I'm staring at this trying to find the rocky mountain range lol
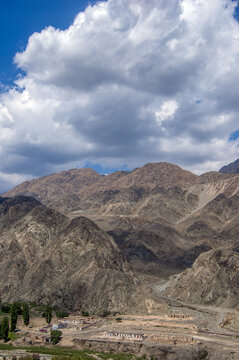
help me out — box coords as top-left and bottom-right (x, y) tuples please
(0, 195), (162, 313)
(2, 160), (239, 310)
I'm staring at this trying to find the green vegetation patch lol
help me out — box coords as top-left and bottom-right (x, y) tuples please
(8, 331), (22, 341)
(0, 343), (142, 360)
(0, 342), (14, 350)
(24, 346), (137, 360)
(96, 352), (135, 360)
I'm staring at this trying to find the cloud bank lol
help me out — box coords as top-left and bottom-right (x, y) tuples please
(1, 0), (239, 191)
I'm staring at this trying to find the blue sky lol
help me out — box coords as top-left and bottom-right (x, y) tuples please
(0, 0), (98, 85)
(0, 0), (239, 192)
(2, 0), (237, 84)
(233, 0), (239, 19)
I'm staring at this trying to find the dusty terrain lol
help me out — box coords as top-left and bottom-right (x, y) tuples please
(10, 303), (239, 360)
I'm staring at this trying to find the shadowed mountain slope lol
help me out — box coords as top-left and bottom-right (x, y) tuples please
(219, 158), (239, 174)
(3, 162), (239, 294)
(0, 195), (163, 313)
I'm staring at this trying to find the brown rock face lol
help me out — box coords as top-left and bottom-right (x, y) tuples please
(164, 249), (239, 308)
(0, 195), (160, 312)
(3, 161), (239, 308)
(4, 163), (198, 216)
(4, 168), (103, 214)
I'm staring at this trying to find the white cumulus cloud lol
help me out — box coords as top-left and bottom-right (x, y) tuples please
(0, 0), (239, 192)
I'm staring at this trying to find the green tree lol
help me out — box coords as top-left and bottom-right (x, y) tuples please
(15, 302), (23, 315)
(45, 304), (52, 324)
(10, 302), (18, 332)
(23, 302), (30, 326)
(81, 310), (89, 317)
(1, 304), (10, 313)
(55, 310), (69, 318)
(1, 317), (9, 341)
(50, 330), (62, 344)
(100, 310), (111, 317)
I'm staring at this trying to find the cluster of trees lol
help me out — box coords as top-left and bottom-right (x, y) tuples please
(1, 299), (70, 322)
(41, 304), (52, 324)
(9, 302), (30, 331)
(42, 305), (68, 323)
(55, 310), (69, 318)
(0, 302), (30, 341)
(0, 301), (67, 345)
(0, 302), (61, 331)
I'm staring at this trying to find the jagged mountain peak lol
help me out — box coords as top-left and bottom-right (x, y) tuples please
(219, 158), (239, 174)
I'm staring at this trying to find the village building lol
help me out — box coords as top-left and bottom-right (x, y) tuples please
(52, 319), (96, 331)
(168, 314), (190, 319)
(105, 331), (145, 341)
(52, 322), (68, 330)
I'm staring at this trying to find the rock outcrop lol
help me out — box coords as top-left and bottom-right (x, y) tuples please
(0, 195), (162, 313)
(164, 249), (239, 308)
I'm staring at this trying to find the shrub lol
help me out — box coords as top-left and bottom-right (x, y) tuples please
(81, 310), (89, 317)
(1, 304), (10, 313)
(56, 310), (69, 318)
(100, 310), (111, 318)
(198, 349), (209, 360)
(51, 330), (62, 345)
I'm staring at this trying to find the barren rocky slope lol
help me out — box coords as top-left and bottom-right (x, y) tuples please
(0, 195), (162, 313)
(3, 162), (239, 304)
(4, 168), (103, 214)
(164, 249), (239, 308)
(4, 163), (198, 216)
(219, 158), (239, 174)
